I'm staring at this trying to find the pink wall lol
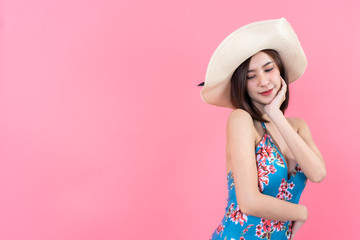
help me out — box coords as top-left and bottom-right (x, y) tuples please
(1, 0), (359, 239)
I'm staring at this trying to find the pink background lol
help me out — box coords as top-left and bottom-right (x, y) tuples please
(0, 0), (359, 239)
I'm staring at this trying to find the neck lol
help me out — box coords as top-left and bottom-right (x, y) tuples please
(253, 103), (272, 122)
(261, 113), (271, 122)
(251, 100), (274, 122)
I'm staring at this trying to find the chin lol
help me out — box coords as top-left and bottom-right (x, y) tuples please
(263, 100), (273, 105)
(261, 97), (275, 106)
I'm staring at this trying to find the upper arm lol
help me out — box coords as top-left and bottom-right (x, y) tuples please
(295, 117), (324, 161)
(226, 109), (260, 211)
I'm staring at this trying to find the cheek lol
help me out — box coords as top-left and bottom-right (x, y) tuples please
(270, 69), (280, 78)
(246, 81), (258, 94)
(246, 81), (255, 90)
(270, 71), (281, 85)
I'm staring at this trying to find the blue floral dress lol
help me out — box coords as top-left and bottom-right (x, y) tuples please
(210, 122), (307, 240)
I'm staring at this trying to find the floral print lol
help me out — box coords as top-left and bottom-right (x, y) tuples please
(272, 220), (286, 232)
(256, 149), (277, 192)
(229, 205), (248, 226)
(254, 219), (288, 239)
(255, 218), (273, 239)
(243, 224), (254, 234)
(210, 122), (307, 240)
(216, 222), (225, 237)
(291, 164), (302, 177)
(285, 221), (293, 240)
(276, 179), (295, 200)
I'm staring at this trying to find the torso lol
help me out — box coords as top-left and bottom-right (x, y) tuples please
(226, 117), (299, 176)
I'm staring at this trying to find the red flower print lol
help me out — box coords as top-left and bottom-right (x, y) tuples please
(263, 144), (274, 157)
(242, 224), (254, 234)
(215, 222), (225, 236)
(262, 220), (272, 232)
(225, 203), (235, 220)
(256, 152), (266, 166)
(240, 237), (245, 240)
(257, 166), (269, 191)
(229, 205), (248, 226)
(291, 164), (303, 177)
(275, 152), (285, 167)
(286, 221), (293, 240)
(272, 220), (286, 231)
(262, 232), (271, 239)
(256, 218), (276, 239)
(255, 137), (279, 192)
(257, 139), (275, 162)
(276, 179), (295, 201)
(268, 165), (276, 174)
(257, 159), (277, 192)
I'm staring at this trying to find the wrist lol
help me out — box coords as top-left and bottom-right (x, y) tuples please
(265, 108), (282, 120)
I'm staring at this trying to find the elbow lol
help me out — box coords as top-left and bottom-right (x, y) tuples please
(309, 169), (326, 183)
(236, 193), (259, 215)
(238, 203), (252, 216)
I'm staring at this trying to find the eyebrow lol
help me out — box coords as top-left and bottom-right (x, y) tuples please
(247, 61), (273, 73)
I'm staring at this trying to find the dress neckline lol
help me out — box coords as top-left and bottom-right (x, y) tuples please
(260, 122), (298, 180)
(226, 123), (298, 181)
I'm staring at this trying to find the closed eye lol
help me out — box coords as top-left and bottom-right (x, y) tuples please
(247, 75), (255, 80)
(265, 68), (273, 72)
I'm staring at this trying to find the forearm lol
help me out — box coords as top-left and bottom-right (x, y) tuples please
(267, 109), (325, 182)
(243, 192), (307, 222)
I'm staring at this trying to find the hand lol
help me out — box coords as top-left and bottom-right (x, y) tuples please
(263, 77), (287, 115)
(289, 220), (306, 240)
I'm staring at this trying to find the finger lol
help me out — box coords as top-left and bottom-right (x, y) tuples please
(281, 78), (287, 93)
(280, 76), (286, 86)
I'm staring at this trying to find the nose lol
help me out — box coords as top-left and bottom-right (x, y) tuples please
(258, 72), (270, 86)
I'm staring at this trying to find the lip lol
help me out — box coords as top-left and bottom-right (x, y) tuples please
(260, 88), (273, 96)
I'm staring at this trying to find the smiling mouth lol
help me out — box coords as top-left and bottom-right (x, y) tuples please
(260, 89), (273, 95)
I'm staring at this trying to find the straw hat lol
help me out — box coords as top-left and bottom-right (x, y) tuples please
(198, 18), (307, 109)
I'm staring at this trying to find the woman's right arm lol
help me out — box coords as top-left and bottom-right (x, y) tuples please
(226, 109), (307, 222)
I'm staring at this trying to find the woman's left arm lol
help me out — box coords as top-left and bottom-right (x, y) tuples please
(265, 77), (326, 183)
(268, 110), (326, 183)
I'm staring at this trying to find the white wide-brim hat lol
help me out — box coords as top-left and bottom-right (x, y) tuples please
(199, 18), (307, 109)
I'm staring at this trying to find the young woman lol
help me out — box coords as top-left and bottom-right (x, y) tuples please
(198, 18), (326, 240)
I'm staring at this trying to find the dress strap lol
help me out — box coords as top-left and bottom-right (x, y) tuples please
(260, 122), (267, 132)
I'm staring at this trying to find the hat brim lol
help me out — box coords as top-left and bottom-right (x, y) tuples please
(200, 18), (307, 109)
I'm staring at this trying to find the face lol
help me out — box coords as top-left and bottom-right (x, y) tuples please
(246, 51), (282, 110)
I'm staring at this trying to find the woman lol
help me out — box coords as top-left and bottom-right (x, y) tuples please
(198, 18), (326, 240)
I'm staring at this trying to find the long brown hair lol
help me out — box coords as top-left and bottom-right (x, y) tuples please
(230, 49), (289, 123)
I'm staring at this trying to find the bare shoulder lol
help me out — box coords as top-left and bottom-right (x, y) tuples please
(286, 117), (310, 134)
(226, 109), (257, 173)
(227, 109), (253, 129)
(226, 109), (255, 140)
(228, 108), (252, 119)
